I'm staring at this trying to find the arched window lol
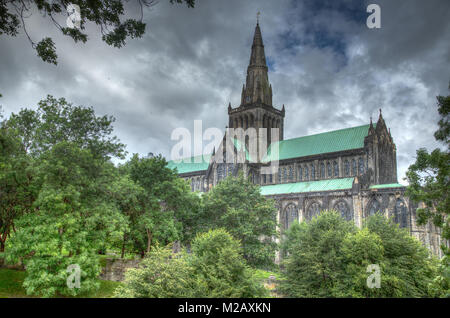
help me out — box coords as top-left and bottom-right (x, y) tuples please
(298, 166), (302, 181)
(333, 161), (339, 177)
(334, 201), (352, 221)
(327, 162), (332, 177)
(304, 165), (309, 181)
(289, 166), (294, 182)
(311, 164), (315, 180)
(394, 199), (408, 228)
(283, 167), (287, 183)
(344, 160), (350, 176)
(367, 199), (381, 217)
(278, 167), (281, 183)
(269, 173), (273, 183)
(358, 157), (365, 175)
(352, 159), (357, 175)
(217, 164), (224, 181)
(191, 179), (194, 191)
(306, 202), (321, 221)
(320, 163), (325, 178)
(284, 204), (298, 229)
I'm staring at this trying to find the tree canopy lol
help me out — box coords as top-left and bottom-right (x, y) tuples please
(0, 0), (195, 64)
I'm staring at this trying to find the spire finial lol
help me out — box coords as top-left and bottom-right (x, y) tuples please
(257, 11), (260, 25)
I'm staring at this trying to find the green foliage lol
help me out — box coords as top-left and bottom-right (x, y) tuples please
(201, 173), (278, 268)
(280, 211), (442, 297)
(115, 229), (267, 298)
(406, 91), (449, 254)
(117, 154), (201, 256)
(190, 229), (268, 297)
(114, 245), (196, 298)
(0, 0), (195, 64)
(0, 268), (120, 298)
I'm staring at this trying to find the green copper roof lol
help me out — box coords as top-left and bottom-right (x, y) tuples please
(262, 124), (374, 162)
(260, 177), (354, 196)
(370, 183), (405, 189)
(167, 154), (212, 174)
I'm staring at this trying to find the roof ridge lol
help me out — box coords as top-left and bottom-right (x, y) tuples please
(278, 123), (373, 144)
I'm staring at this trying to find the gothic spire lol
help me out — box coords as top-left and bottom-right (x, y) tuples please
(241, 22), (272, 106)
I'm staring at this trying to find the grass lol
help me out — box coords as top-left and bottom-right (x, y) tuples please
(252, 268), (281, 281)
(0, 268), (121, 298)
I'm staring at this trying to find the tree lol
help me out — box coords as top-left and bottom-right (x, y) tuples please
(280, 211), (442, 298)
(201, 173), (278, 268)
(405, 90), (449, 255)
(3, 96), (128, 296)
(118, 154), (201, 257)
(190, 229), (267, 298)
(115, 229), (267, 298)
(5, 142), (127, 297)
(0, 0), (195, 64)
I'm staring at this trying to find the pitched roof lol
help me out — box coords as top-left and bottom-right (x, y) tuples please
(167, 154), (212, 174)
(262, 124), (374, 162)
(370, 183), (405, 189)
(260, 178), (355, 196)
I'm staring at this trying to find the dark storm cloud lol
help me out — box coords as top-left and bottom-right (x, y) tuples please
(0, 0), (449, 183)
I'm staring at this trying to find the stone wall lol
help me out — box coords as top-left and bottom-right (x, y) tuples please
(100, 258), (140, 282)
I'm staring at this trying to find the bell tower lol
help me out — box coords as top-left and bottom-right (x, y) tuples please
(228, 21), (285, 153)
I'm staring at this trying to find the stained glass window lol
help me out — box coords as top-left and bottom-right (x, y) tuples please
(327, 162), (332, 177)
(311, 164), (315, 179)
(289, 166), (294, 181)
(352, 159), (357, 175)
(305, 166), (309, 180)
(320, 162), (325, 178)
(334, 201), (352, 221)
(306, 202), (321, 221)
(344, 160), (350, 176)
(298, 166), (302, 181)
(394, 199), (408, 228)
(283, 167), (287, 183)
(284, 204), (298, 229)
(333, 161), (339, 177)
(368, 199), (381, 216)
(359, 158), (365, 175)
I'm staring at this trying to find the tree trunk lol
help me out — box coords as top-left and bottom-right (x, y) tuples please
(0, 240), (4, 253)
(121, 233), (126, 259)
(146, 229), (152, 255)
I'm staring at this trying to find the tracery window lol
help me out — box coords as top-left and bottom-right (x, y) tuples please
(320, 163), (325, 178)
(311, 164), (316, 180)
(283, 167), (287, 183)
(278, 167), (282, 183)
(358, 157), (365, 175)
(333, 161), (339, 177)
(352, 159), (357, 175)
(306, 202), (321, 221)
(367, 199), (381, 217)
(263, 174), (266, 184)
(298, 166), (302, 181)
(344, 160), (350, 176)
(304, 165), (309, 181)
(394, 199), (408, 228)
(334, 201), (352, 221)
(289, 166), (294, 182)
(327, 162), (332, 177)
(284, 204), (298, 229)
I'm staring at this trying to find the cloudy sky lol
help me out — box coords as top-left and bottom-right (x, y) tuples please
(1, 0), (449, 184)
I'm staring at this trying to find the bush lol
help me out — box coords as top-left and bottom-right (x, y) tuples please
(115, 229), (267, 298)
(280, 211), (442, 298)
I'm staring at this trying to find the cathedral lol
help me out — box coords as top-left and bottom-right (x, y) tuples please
(167, 22), (443, 257)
